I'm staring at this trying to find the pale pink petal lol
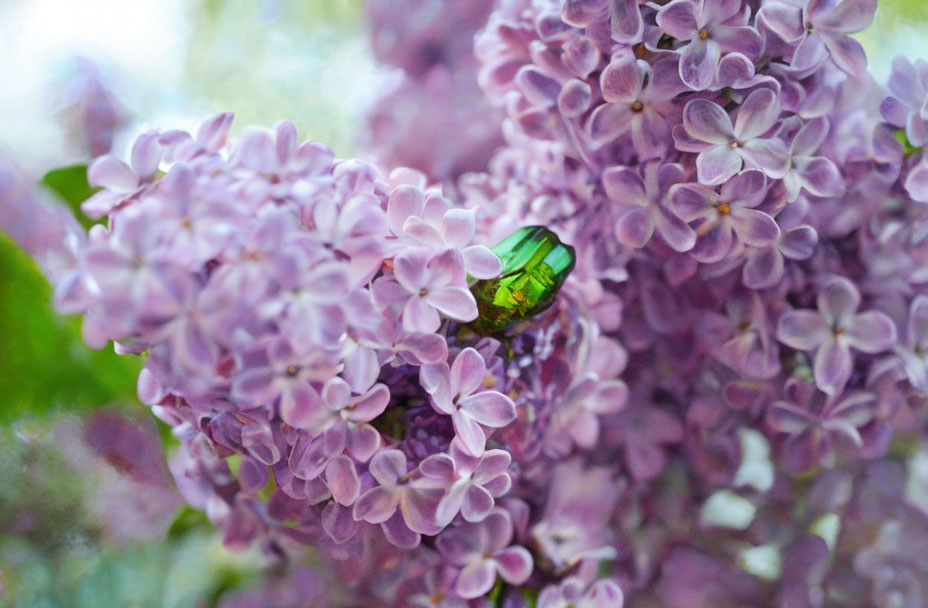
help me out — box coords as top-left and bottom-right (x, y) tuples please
(280, 383), (325, 429)
(387, 185), (425, 235)
(602, 167), (648, 205)
(130, 131), (162, 179)
(656, 0), (699, 40)
(352, 486), (398, 524)
(196, 112), (234, 151)
(325, 455), (361, 506)
(451, 348), (487, 400)
(426, 286), (479, 322)
(734, 89), (781, 140)
(455, 559), (497, 599)
(819, 32), (867, 75)
(814, 337), (853, 395)
(817, 277), (860, 327)
(776, 310), (829, 350)
(435, 481), (468, 526)
(615, 206), (655, 248)
(452, 410), (487, 457)
(683, 99), (735, 144)
(844, 312), (897, 353)
(440, 208), (477, 249)
(697, 146), (743, 185)
(739, 139), (790, 179)
(461, 484), (495, 522)
(600, 58), (643, 103)
(690, 222), (734, 263)
(403, 216), (444, 248)
(460, 392), (517, 428)
(731, 208), (781, 246)
(462, 245), (503, 279)
(347, 423), (380, 462)
(347, 384), (391, 422)
(369, 449), (407, 485)
(403, 296), (441, 333)
(758, 3), (804, 42)
(322, 377), (352, 410)
(679, 39), (722, 90)
(496, 546), (534, 585)
(394, 248), (430, 292)
(88, 155), (137, 191)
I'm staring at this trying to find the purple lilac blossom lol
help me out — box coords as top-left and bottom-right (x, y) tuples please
(8, 0), (928, 604)
(361, 0), (503, 181)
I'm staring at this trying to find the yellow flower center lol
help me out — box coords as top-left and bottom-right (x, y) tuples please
(698, 28), (710, 40)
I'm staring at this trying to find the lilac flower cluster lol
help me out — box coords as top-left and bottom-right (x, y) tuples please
(32, 0), (928, 605)
(361, 0), (504, 181)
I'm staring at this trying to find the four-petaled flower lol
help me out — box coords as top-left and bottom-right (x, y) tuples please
(777, 276), (897, 395)
(657, 0), (763, 90)
(766, 378), (877, 473)
(671, 170), (781, 263)
(418, 442), (512, 526)
(759, 0), (878, 75)
(378, 248), (480, 333)
(352, 449), (443, 549)
(603, 161), (696, 252)
(435, 508), (533, 599)
(421, 348), (517, 457)
(675, 88), (790, 185)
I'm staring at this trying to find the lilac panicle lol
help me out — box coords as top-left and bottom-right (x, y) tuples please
(22, 0), (928, 604)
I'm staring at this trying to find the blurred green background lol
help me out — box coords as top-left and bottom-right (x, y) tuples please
(0, 0), (925, 605)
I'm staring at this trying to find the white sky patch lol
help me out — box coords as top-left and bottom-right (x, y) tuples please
(0, 0), (188, 167)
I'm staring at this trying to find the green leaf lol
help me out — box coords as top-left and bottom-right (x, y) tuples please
(38, 164), (102, 230)
(0, 232), (141, 423)
(167, 506), (212, 542)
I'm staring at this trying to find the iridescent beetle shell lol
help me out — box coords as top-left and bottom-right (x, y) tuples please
(469, 226), (576, 335)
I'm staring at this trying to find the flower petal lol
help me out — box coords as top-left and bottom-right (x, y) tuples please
(731, 208), (781, 247)
(461, 484), (495, 522)
(451, 348), (487, 400)
(352, 486), (398, 524)
(656, 0), (699, 40)
(600, 58), (643, 103)
(325, 455), (361, 506)
(683, 99), (735, 144)
(387, 185), (424, 235)
(455, 559), (497, 599)
(602, 166), (648, 204)
(460, 392), (517, 428)
(734, 89), (781, 140)
(777, 310), (829, 350)
(427, 286), (479, 322)
(87, 155), (137, 191)
(814, 337), (853, 395)
(817, 277), (860, 327)
(739, 139), (790, 179)
(679, 39), (722, 90)
(496, 546), (534, 585)
(463, 245), (503, 279)
(394, 248), (430, 292)
(452, 410), (488, 457)
(697, 146), (743, 185)
(441, 208), (477, 249)
(369, 448), (407, 485)
(844, 312), (897, 353)
(820, 32), (867, 75)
